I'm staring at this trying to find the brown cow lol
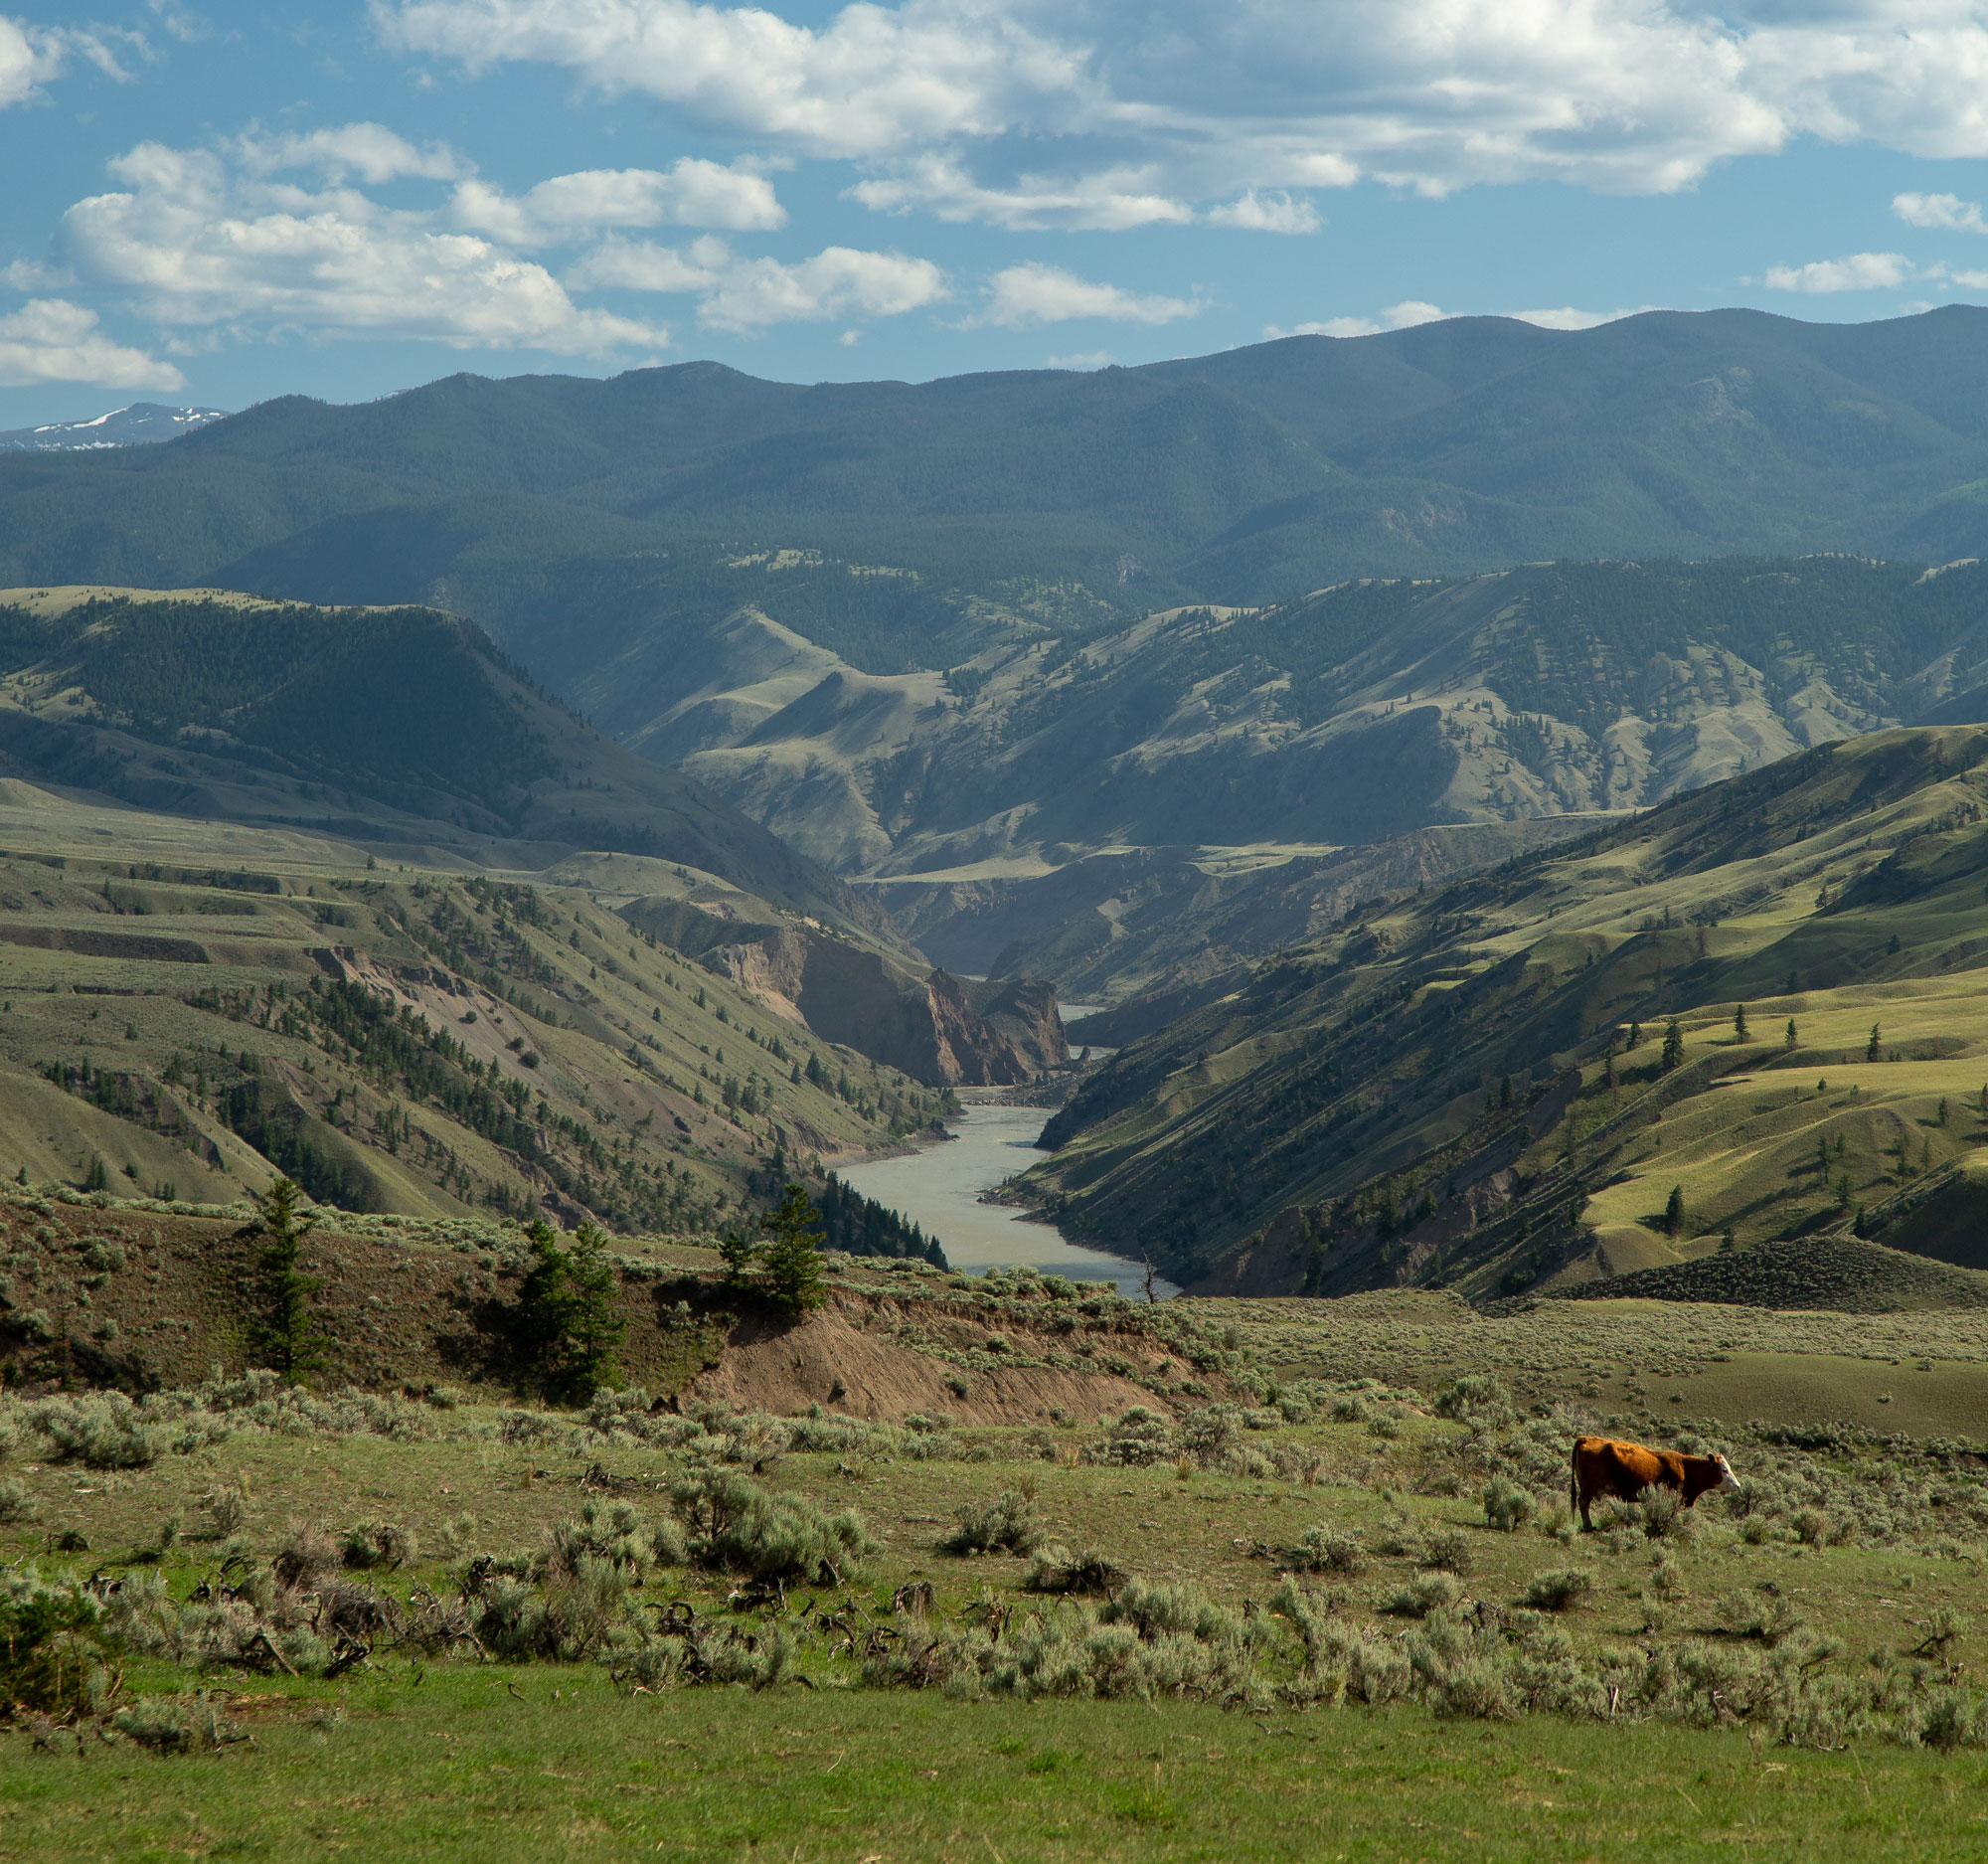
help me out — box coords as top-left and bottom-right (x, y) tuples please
(1570, 1435), (1740, 1530)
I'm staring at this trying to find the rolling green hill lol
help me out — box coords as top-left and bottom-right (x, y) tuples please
(1022, 726), (1988, 1299)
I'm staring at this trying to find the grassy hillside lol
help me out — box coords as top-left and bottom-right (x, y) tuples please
(0, 586), (897, 939)
(1024, 726), (1988, 1295)
(0, 820), (953, 1234)
(0, 590), (1030, 1237)
(9, 1245), (1988, 1856)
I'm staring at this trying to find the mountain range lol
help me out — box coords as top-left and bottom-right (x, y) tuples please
(0, 404), (230, 452)
(15, 312), (1988, 1011)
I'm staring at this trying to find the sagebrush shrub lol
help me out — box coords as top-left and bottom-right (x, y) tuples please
(1482, 1476), (1536, 1533)
(1289, 1524), (1366, 1575)
(941, 1489), (1048, 1557)
(1381, 1573), (1463, 1618)
(669, 1467), (874, 1583)
(341, 1522), (417, 1571)
(1520, 1568), (1593, 1612)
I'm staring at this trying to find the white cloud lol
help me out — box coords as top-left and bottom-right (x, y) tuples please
(375, 0), (1988, 218)
(53, 138), (671, 357)
(245, 121), (464, 184)
(1047, 350), (1114, 369)
(453, 158), (783, 245)
(1895, 190), (1988, 234)
(697, 247), (948, 332)
(1207, 190), (1320, 235)
(1269, 301), (1446, 340)
(569, 235), (945, 332)
(567, 235), (733, 294)
(849, 155), (1191, 230)
(0, 297), (183, 389)
(1764, 252), (1915, 292)
(970, 262), (1200, 329)
(0, 18), (78, 106)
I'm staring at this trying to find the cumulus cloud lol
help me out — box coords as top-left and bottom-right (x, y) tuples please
(375, 0), (1988, 220)
(571, 235), (945, 332)
(1895, 190), (1988, 234)
(0, 297), (183, 389)
(0, 17), (138, 106)
(1207, 191), (1321, 235)
(849, 155), (1190, 231)
(53, 138), (670, 356)
(697, 247), (947, 332)
(244, 121), (464, 184)
(1764, 252), (1915, 292)
(1269, 301), (1446, 340)
(453, 158), (784, 245)
(968, 262), (1201, 329)
(1047, 350), (1114, 369)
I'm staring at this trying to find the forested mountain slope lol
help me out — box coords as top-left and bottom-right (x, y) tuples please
(0, 589), (1056, 1089)
(1022, 728), (1988, 1299)
(9, 309), (1988, 678)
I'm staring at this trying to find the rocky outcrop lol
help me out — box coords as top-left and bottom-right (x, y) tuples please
(620, 895), (1036, 1087)
(965, 975), (1070, 1074)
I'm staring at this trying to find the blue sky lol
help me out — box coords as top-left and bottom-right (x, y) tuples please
(7, 1), (1988, 423)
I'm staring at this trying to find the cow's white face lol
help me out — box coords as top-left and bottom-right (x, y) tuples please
(1714, 1453), (1740, 1492)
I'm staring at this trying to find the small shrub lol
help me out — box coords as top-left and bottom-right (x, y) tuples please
(273, 1521), (340, 1589)
(670, 1468), (875, 1584)
(202, 1485), (247, 1539)
(1520, 1568), (1593, 1612)
(941, 1489), (1048, 1557)
(1434, 1376), (1513, 1424)
(1288, 1525), (1366, 1576)
(1381, 1573), (1463, 1617)
(1483, 1476), (1536, 1533)
(1026, 1547), (1127, 1596)
(1911, 1690), (1988, 1751)
(1417, 1526), (1472, 1575)
(342, 1521), (418, 1571)
(0, 1476), (35, 1523)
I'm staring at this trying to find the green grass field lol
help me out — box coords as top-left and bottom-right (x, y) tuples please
(6, 1275), (1988, 1859)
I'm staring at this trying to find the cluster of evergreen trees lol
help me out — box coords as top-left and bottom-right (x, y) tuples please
(815, 1172), (948, 1268)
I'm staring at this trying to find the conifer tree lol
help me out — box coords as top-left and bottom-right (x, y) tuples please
(1785, 1018), (1798, 1052)
(249, 1176), (330, 1383)
(1661, 1019), (1685, 1073)
(1663, 1184), (1686, 1238)
(1734, 1002), (1748, 1042)
(511, 1217), (624, 1400)
(757, 1182), (827, 1316)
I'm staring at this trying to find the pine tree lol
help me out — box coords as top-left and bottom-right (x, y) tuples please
(1626, 1021), (1642, 1050)
(510, 1218), (624, 1401)
(1785, 1018), (1798, 1052)
(1734, 1002), (1748, 1042)
(1661, 1019), (1685, 1073)
(1867, 1023), (1883, 1063)
(757, 1182), (827, 1316)
(718, 1226), (757, 1288)
(1663, 1184), (1686, 1238)
(248, 1176), (330, 1383)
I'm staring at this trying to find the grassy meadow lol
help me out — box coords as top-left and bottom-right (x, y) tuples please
(6, 1260), (1988, 1859)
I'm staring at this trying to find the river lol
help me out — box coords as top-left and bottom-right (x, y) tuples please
(838, 1098), (1181, 1298)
